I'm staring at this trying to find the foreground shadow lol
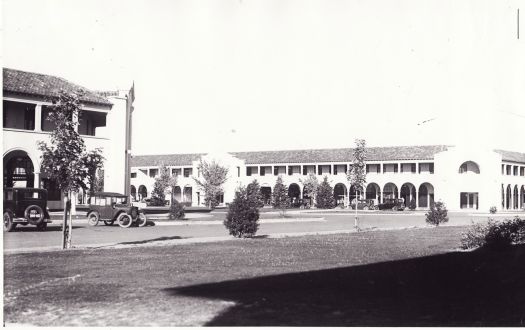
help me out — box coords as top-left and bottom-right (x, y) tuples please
(120, 236), (184, 245)
(164, 245), (525, 326)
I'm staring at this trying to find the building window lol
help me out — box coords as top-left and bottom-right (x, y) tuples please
(172, 168), (181, 176)
(458, 161), (480, 174)
(3, 101), (35, 130)
(131, 172), (137, 178)
(149, 169), (158, 178)
(183, 168), (192, 177)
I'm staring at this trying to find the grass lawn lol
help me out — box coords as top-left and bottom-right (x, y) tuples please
(4, 226), (525, 326)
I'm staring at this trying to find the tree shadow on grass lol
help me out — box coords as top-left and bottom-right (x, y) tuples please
(119, 236), (184, 245)
(164, 245), (525, 326)
(11, 225), (82, 232)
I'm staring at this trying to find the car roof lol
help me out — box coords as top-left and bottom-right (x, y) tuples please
(92, 192), (128, 198)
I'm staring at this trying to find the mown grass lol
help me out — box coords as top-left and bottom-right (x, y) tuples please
(4, 226), (525, 326)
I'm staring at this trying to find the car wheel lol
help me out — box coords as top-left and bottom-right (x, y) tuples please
(137, 213), (147, 227)
(117, 213), (132, 228)
(374, 206), (379, 210)
(36, 222), (48, 231)
(393, 206), (398, 211)
(24, 205), (44, 225)
(363, 206), (369, 211)
(4, 211), (16, 232)
(103, 220), (115, 226)
(88, 212), (99, 226)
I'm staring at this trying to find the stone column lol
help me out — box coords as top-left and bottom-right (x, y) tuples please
(35, 104), (42, 132)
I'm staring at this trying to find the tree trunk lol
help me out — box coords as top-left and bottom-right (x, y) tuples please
(62, 194), (71, 249)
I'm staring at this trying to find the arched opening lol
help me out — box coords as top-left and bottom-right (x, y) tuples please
(514, 185), (519, 209)
(261, 186), (272, 206)
(333, 183), (347, 207)
(183, 186), (192, 205)
(501, 184), (505, 209)
(130, 185), (137, 202)
(400, 183), (416, 206)
(506, 185), (511, 209)
(173, 186), (182, 202)
(288, 183), (301, 206)
(418, 183), (434, 208)
(3, 150), (35, 188)
(365, 183), (381, 204)
(521, 185), (525, 209)
(138, 185), (147, 201)
(458, 161), (480, 174)
(383, 183), (398, 201)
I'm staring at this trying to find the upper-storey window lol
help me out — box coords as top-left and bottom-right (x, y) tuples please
(78, 110), (107, 136)
(3, 101), (35, 130)
(172, 168), (181, 176)
(130, 172), (137, 178)
(149, 168), (159, 178)
(459, 161), (480, 174)
(183, 168), (192, 177)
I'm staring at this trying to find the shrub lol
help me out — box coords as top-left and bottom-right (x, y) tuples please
(169, 200), (185, 220)
(272, 176), (290, 217)
(425, 201), (448, 226)
(224, 187), (260, 238)
(408, 198), (417, 210)
(246, 179), (264, 208)
(460, 217), (525, 250)
(315, 176), (335, 209)
(489, 206), (497, 214)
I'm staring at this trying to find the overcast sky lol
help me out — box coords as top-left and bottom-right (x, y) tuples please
(3, 0), (524, 155)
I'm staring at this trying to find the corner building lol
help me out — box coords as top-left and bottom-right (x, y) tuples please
(131, 145), (525, 212)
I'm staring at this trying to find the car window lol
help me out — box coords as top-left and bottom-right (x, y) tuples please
(97, 198), (106, 206)
(21, 191), (41, 199)
(106, 197), (113, 205)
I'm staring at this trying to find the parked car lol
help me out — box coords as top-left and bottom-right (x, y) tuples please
(86, 192), (147, 228)
(350, 199), (378, 210)
(378, 198), (406, 211)
(3, 188), (52, 232)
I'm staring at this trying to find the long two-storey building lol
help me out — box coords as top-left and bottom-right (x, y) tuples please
(130, 145), (525, 212)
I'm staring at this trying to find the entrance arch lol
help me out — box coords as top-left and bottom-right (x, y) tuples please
(333, 183), (347, 207)
(365, 183), (381, 203)
(288, 183), (301, 205)
(183, 186), (192, 205)
(521, 185), (525, 209)
(506, 184), (511, 209)
(3, 150), (35, 188)
(514, 185), (519, 209)
(383, 183), (398, 200)
(173, 186), (182, 202)
(130, 185), (137, 201)
(418, 183), (434, 208)
(261, 186), (272, 206)
(400, 183), (416, 205)
(138, 185), (147, 201)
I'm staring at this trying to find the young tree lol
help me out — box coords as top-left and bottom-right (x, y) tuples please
(246, 179), (264, 208)
(38, 90), (104, 249)
(193, 159), (229, 208)
(347, 139), (367, 229)
(300, 173), (319, 207)
(425, 201), (449, 226)
(84, 149), (105, 194)
(224, 187), (260, 238)
(316, 176), (335, 209)
(150, 165), (171, 206)
(272, 175), (290, 217)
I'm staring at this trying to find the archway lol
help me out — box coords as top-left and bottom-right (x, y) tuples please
(288, 183), (301, 206)
(521, 185), (525, 209)
(333, 183), (347, 207)
(130, 185), (137, 201)
(183, 186), (192, 205)
(514, 185), (519, 209)
(400, 183), (416, 206)
(506, 184), (511, 209)
(418, 183), (434, 208)
(261, 186), (272, 206)
(365, 183), (381, 203)
(458, 161), (480, 174)
(138, 185), (147, 201)
(383, 183), (398, 201)
(3, 150), (35, 188)
(173, 186), (182, 202)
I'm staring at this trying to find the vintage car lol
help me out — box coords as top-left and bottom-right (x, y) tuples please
(86, 192), (147, 228)
(3, 188), (52, 232)
(350, 199), (378, 210)
(378, 198), (406, 211)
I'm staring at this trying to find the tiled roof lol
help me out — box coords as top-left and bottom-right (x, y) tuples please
(131, 153), (205, 167)
(494, 149), (525, 163)
(232, 145), (449, 164)
(3, 68), (112, 106)
(131, 145), (449, 167)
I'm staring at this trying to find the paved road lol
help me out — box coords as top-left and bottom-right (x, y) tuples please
(4, 210), (523, 253)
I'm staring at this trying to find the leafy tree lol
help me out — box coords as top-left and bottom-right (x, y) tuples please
(38, 90), (104, 249)
(93, 169), (104, 193)
(193, 159), (229, 208)
(347, 139), (367, 228)
(224, 187), (260, 238)
(150, 165), (170, 206)
(272, 175), (290, 217)
(425, 201), (449, 226)
(246, 179), (264, 208)
(83, 149), (105, 194)
(316, 176), (335, 209)
(300, 173), (319, 207)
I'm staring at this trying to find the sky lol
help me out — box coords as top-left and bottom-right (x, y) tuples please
(3, 0), (525, 155)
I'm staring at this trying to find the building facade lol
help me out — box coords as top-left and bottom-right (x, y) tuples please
(3, 68), (135, 209)
(130, 145), (525, 212)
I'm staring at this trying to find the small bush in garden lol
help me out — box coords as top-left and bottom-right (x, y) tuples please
(460, 217), (525, 250)
(224, 187), (260, 238)
(425, 201), (448, 226)
(315, 176), (335, 209)
(408, 198), (417, 210)
(489, 206), (497, 214)
(169, 200), (185, 220)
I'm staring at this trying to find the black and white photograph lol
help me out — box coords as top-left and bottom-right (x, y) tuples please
(2, 0), (525, 326)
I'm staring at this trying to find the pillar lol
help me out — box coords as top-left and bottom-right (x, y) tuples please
(34, 172), (41, 189)
(35, 104), (42, 132)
